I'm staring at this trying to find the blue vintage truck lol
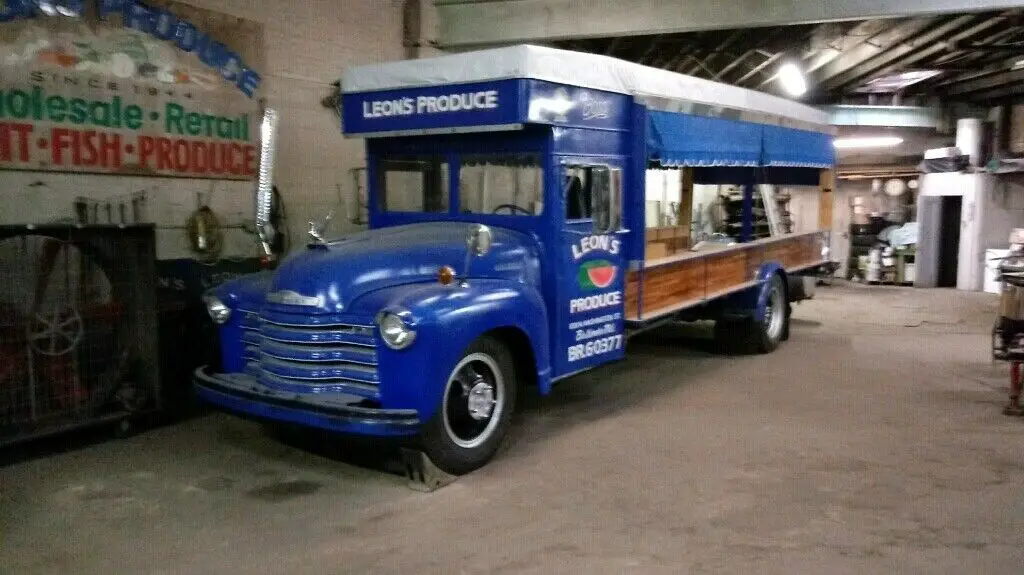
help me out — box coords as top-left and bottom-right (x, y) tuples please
(194, 45), (835, 475)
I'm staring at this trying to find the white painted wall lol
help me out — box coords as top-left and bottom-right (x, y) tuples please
(185, 0), (405, 246)
(918, 172), (1024, 291)
(0, 0), (405, 259)
(643, 169), (680, 227)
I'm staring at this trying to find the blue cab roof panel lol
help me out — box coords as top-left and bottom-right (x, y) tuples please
(341, 45), (835, 169)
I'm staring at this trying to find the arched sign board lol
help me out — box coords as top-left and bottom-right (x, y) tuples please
(0, 0), (265, 180)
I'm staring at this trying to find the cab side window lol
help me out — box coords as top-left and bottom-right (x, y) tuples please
(565, 165), (622, 233)
(459, 154), (543, 216)
(377, 155), (450, 213)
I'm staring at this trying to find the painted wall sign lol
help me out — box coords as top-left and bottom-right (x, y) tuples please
(0, 0), (265, 179)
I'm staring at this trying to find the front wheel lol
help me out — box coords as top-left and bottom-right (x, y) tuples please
(419, 336), (518, 475)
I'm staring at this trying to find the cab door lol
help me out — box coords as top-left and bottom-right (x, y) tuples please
(553, 160), (628, 379)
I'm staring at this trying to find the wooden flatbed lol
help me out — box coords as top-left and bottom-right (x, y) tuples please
(625, 230), (828, 323)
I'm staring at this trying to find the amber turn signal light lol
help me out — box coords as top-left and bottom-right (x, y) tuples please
(438, 265), (456, 285)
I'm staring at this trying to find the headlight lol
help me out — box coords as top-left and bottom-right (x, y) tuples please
(377, 311), (416, 350)
(202, 293), (232, 325)
(821, 245), (831, 258)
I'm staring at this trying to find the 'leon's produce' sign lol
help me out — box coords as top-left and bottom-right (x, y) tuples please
(0, 0), (265, 179)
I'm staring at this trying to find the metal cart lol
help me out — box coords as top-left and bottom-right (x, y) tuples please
(991, 229), (1024, 416)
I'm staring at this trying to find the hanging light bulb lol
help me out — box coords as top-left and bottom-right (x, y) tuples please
(778, 62), (807, 97)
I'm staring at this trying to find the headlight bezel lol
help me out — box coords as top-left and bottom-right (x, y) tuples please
(202, 292), (232, 325)
(376, 310), (416, 350)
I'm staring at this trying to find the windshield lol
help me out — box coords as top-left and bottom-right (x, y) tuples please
(376, 152), (544, 217)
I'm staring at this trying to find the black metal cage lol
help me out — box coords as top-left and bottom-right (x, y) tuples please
(0, 224), (159, 446)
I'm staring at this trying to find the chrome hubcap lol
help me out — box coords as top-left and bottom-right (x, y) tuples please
(764, 283), (784, 340)
(442, 353), (505, 449)
(467, 382), (496, 420)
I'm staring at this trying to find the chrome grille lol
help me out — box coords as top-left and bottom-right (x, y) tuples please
(249, 310), (380, 400)
(240, 309), (261, 363)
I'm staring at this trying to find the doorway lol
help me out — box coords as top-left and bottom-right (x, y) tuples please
(937, 196), (962, 288)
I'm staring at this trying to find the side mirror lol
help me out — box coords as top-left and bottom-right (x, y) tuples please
(466, 224), (493, 256)
(461, 224), (493, 286)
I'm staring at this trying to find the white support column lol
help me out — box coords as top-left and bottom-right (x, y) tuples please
(404, 0), (445, 58)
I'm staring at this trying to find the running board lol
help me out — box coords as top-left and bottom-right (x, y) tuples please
(399, 448), (458, 492)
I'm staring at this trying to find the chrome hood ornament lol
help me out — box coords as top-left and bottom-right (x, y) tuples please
(307, 210), (334, 245)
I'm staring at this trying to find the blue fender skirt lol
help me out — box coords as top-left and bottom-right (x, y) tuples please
(193, 367), (420, 436)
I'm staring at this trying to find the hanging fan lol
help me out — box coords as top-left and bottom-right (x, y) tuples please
(0, 233), (133, 427)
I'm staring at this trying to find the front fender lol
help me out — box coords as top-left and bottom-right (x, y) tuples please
(349, 280), (551, 421)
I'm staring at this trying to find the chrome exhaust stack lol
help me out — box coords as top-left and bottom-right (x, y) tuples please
(255, 105), (279, 261)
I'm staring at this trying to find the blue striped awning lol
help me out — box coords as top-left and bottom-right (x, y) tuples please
(647, 110), (835, 169)
(761, 124), (835, 168)
(646, 110), (763, 167)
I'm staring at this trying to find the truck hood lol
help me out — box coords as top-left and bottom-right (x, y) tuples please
(264, 222), (540, 314)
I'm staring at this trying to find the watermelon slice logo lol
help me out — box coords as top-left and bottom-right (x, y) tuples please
(578, 259), (617, 290)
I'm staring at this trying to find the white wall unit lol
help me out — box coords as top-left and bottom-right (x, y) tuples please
(986, 248), (1010, 294)
(919, 172), (1024, 291)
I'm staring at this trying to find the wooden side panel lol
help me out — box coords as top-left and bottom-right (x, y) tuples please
(764, 234), (821, 270)
(639, 258), (705, 315)
(705, 251), (748, 295)
(625, 269), (641, 319)
(630, 232), (828, 321)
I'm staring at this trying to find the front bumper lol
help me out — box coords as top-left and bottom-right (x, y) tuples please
(193, 367), (420, 436)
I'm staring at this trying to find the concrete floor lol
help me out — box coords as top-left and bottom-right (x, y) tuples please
(2, 283), (1023, 574)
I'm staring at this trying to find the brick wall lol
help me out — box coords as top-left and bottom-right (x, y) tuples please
(186, 0), (405, 244)
(157, 0), (407, 248)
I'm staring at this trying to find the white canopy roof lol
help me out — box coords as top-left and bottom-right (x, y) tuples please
(342, 44), (829, 128)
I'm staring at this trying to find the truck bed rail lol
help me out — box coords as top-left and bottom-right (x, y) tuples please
(625, 231), (828, 323)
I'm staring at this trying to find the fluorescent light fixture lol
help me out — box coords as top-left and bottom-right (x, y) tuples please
(777, 62), (807, 97)
(833, 136), (904, 149)
(854, 69), (942, 93)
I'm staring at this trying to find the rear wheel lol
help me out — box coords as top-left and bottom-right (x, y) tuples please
(714, 273), (789, 354)
(420, 336), (517, 475)
(758, 274), (787, 352)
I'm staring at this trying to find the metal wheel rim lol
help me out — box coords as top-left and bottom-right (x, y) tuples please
(442, 352), (505, 449)
(29, 307), (84, 356)
(764, 282), (785, 341)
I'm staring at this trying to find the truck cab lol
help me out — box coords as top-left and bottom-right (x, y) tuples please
(194, 45), (834, 475)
